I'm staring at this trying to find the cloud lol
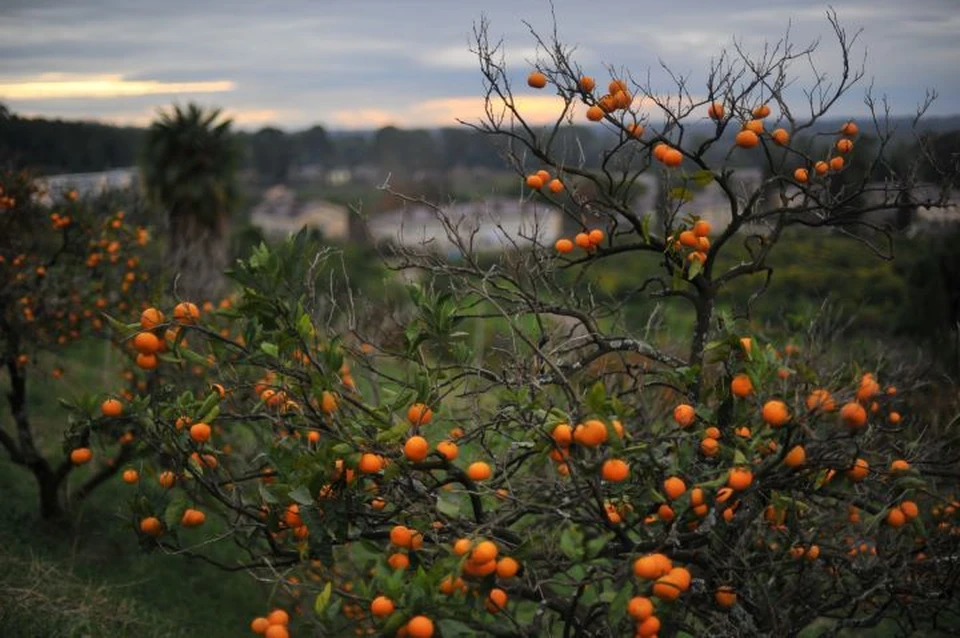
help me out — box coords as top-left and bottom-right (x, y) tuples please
(0, 74), (234, 100)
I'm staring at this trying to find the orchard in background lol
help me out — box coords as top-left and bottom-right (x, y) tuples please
(66, 11), (959, 638)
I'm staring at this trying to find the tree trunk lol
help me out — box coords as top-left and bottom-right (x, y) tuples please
(689, 289), (715, 401)
(168, 209), (229, 302)
(3, 355), (65, 519)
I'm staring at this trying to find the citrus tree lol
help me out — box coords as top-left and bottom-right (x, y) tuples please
(66, 13), (960, 638)
(0, 170), (156, 518)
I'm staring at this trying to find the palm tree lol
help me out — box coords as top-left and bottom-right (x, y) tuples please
(140, 103), (239, 300)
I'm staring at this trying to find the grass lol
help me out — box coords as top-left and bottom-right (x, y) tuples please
(0, 339), (267, 638)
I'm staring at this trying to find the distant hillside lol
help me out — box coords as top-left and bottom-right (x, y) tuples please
(1, 108), (956, 178)
(0, 114), (146, 175)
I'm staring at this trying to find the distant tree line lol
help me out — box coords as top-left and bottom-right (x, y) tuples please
(1, 103), (957, 189)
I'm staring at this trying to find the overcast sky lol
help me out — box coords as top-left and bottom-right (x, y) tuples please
(1, 0), (958, 130)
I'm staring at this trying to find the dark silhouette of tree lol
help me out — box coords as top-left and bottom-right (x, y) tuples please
(140, 103), (239, 301)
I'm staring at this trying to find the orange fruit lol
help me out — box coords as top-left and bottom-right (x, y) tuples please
(658, 504), (675, 522)
(181, 508), (205, 527)
(653, 143), (669, 162)
(632, 553), (672, 579)
(663, 148), (683, 167)
(744, 119), (764, 134)
(133, 331), (161, 354)
(189, 422), (212, 443)
(627, 596), (654, 620)
(652, 575), (682, 601)
(470, 540), (498, 564)
(762, 400), (790, 427)
(548, 178), (565, 193)
(359, 453), (384, 474)
(707, 102), (725, 120)
(404, 436), (430, 462)
(663, 476), (686, 500)
(387, 553), (409, 570)
(771, 128), (790, 145)
(136, 353), (158, 370)
(815, 161), (829, 175)
(730, 373), (753, 398)
(637, 616), (661, 637)
(406, 616), (434, 638)
(836, 138), (853, 153)
(829, 156), (845, 171)
(555, 238), (574, 253)
(601, 458), (629, 482)
(693, 220), (711, 237)
(173, 301), (199, 324)
(626, 123), (644, 138)
(436, 440), (458, 461)
(496, 556), (519, 579)
(846, 458), (869, 482)
(574, 232), (592, 249)
(890, 459), (910, 473)
(678, 230), (698, 248)
(453, 538), (472, 555)
(370, 595), (395, 618)
(586, 105), (605, 121)
(265, 626), (288, 638)
(841, 121), (859, 136)
(101, 398), (123, 417)
(573, 419), (608, 447)
(727, 467), (754, 491)
(783, 445), (806, 468)
(390, 525), (413, 548)
(486, 588), (508, 613)
(900, 500), (919, 519)
(794, 168), (809, 183)
(735, 130), (759, 148)
(700, 437), (720, 457)
(806, 389), (836, 412)
(467, 461), (492, 481)
(407, 403), (433, 426)
(579, 76), (596, 92)
(673, 404), (696, 428)
(840, 402), (867, 429)
(552, 423), (573, 447)
(525, 174), (544, 190)
(527, 71), (547, 89)
(250, 618), (269, 634)
(122, 468), (139, 484)
(888, 411), (901, 424)
(158, 470), (176, 488)
(588, 229), (605, 246)
(139, 516), (163, 537)
(140, 307), (165, 329)
(887, 507), (907, 528)
(704, 426), (721, 439)
(752, 104), (771, 118)
(715, 586), (737, 608)
(70, 447), (92, 465)
(266, 609), (289, 626)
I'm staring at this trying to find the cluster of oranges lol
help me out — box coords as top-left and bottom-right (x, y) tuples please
(727, 103), (790, 149)
(554, 228), (605, 254)
(526, 69), (636, 125)
(249, 608), (292, 638)
(548, 418), (626, 478)
(524, 168), (564, 193)
(794, 121), (858, 182)
(667, 219), (712, 264)
(627, 553), (695, 635)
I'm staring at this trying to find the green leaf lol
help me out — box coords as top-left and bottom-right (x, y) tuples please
(163, 493), (188, 529)
(437, 490), (463, 518)
(313, 581), (332, 615)
(260, 342), (278, 357)
(258, 482), (279, 504)
(733, 449), (748, 466)
(687, 259), (703, 280)
(436, 620), (479, 637)
(607, 582), (632, 626)
(585, 381), (606, 414)
(641, 213), (651, 244)
(559, 525), (584, 561)
(691, 170), (715, 187)
(288, 485), (314, 506)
